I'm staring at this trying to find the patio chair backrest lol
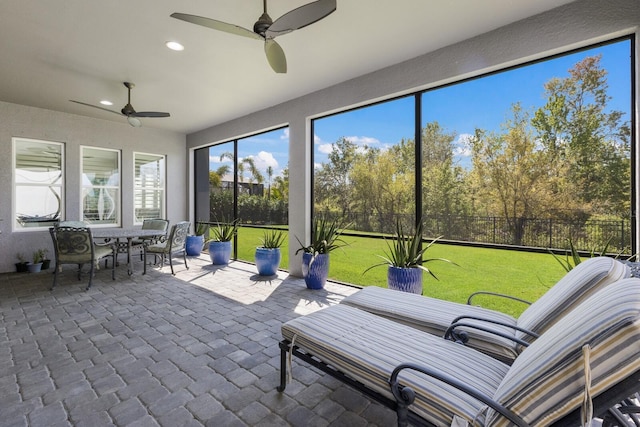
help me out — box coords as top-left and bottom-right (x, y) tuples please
(515, 256), (629, 343)
(50, 225), (95, 263)
(142, 218), (169, 233)
(57, 220), (89, 228)
(167, 221), (189, 253)
(488, 277), (640, 426)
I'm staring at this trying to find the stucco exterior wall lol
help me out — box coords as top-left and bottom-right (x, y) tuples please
(0, 101), (186, 273)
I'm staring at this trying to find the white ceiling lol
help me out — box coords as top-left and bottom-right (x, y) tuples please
(0, 0), (576, 135)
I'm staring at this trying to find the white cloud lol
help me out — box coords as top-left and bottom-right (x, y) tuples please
(345, 136), (380, 146)
(314, 135), (380, 158)
(318, 143), (334, 154)
(246, 151), (279, 171)
(210, 154), (232, 164)
(281, 128), (289, 140)
(453, 133), (474, 157)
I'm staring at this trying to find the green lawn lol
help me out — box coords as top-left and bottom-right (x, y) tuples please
(234, 226), (568, 317)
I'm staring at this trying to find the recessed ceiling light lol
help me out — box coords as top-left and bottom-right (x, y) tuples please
(100, 100), (113, 106)
(166, 41), (184, 51)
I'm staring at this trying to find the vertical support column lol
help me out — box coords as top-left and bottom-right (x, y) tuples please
(193, 147), (210, 226)
(288, 116), (312, 277)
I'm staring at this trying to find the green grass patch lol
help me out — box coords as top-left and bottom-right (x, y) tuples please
(234, 226), (567, 317)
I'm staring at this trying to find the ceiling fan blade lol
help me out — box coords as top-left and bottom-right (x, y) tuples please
(266, 0), (336, 38)
(265, 39), (286, 73)
(131, 111), (170, 118)
(170, 12), (263, 40)
(70, 100), (123, 117)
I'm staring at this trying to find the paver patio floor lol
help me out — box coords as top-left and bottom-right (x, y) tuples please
(0, 255), (397, 426)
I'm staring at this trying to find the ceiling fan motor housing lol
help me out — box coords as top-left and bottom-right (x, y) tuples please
(253, 13), (272, 36)
(121, 104), (136, 116)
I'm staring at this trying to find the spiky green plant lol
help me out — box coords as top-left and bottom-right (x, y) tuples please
(194, 222), (209, 236)
(259, 229), (285, 249)
(206, 218), (240, 243)
(363, 219), (454, 280)
(550, 236), (613, 272)
(296, 217), (349, 255)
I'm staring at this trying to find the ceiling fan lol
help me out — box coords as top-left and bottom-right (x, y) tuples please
(171, 0), (337, 73)
(70, 82), (170, 127)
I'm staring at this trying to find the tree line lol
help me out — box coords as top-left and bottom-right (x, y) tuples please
(314, 56), (631, 247)
(205, 56), (630, 250)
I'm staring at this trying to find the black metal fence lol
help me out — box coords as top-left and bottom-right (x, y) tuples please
(316, 211), (631, 254)
(207, 190), (632, 253)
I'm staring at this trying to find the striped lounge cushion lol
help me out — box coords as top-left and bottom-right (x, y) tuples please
(341, 257), (630, 362)
(282, 304), (510, 426)
(340, 285), (519, 361)
(488, 278), (640, 426)
(515, 256), (630, 343)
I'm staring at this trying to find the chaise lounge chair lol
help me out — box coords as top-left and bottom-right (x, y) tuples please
(340, 256), (630, 362)
(279, 277), (640, 426)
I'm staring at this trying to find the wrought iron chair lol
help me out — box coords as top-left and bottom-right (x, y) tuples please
(132, 218), (169, 261)
(143, 221), (189, 275)
(49, 225), (115, 290)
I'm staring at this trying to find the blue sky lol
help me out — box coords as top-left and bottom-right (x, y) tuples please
(209, 127), (289, 180)
(314, 39), (631, 169)
(211, 38), (631, 178)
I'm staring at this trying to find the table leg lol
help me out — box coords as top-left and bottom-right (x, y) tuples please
(127, 237), (133, 275)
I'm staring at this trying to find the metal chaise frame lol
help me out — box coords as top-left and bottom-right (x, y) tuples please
(278, 338), (640, 427)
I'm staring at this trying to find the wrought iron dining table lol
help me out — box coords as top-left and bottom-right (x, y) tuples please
(91, 227), (166, 275)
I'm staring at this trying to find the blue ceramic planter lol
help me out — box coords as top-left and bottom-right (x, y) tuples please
(255, 247), (281, 276)
(185, 235), (204, 256)
(302, 252), (329, 290)
(209, 241), (232, 265)
(387, 266), (423, 294)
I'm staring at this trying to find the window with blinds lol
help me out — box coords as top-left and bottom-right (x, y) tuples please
(134, 152), (165, 224)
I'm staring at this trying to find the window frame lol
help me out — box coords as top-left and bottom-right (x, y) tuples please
(12, 137), (65, 232)
(80, 146), (121, 227)
(310, 36), (635, 254)
(133, 151), (166, 225)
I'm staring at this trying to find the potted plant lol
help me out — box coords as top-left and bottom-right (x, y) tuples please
(186, 222), (208, 256)
(15, 253), (28, 273)
(27, 249), (45, 273)
(255, 228), (285, 276)
(41, 249), (51, 270)
(296, 218), (348, 290)
(364, 219), (454, 294)
(206, 218), (239, 265)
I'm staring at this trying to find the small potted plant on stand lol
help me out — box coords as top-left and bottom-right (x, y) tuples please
(364, 219), (454, 294)
(296, 218), (348, 290)
(255, 229), (285, 276)
(186, 222), (208, 256)
(206, 218), (239, 265)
